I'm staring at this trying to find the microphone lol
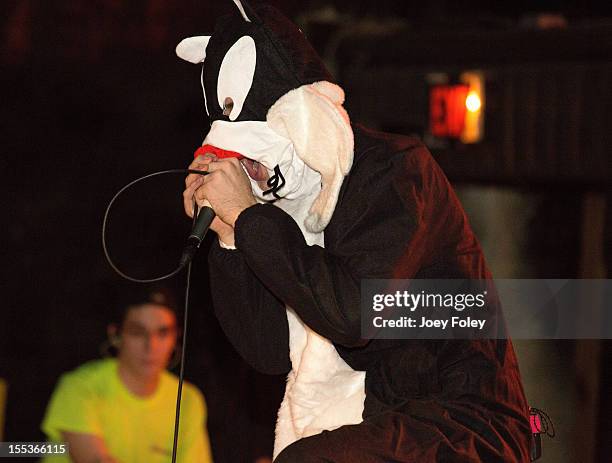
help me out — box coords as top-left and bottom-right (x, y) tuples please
(180, 202), (216, 267)
(180, 144), (245, 266)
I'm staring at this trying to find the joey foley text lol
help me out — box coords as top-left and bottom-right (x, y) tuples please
(369, 290), (489, 331)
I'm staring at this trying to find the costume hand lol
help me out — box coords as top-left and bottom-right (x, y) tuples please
(194, 157), (257, 228)
(183, 154), (236, 245)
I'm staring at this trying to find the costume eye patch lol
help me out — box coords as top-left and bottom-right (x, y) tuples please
(217, 35), (256, 121)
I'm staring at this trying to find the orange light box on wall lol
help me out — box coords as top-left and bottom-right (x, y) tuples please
(429, 84), (470, 139)
(428, 71), (485, 144)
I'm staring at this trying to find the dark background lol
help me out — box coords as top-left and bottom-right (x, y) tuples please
(2, 1), (611, 462)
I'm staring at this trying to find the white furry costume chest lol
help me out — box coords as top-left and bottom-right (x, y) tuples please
(274, 305), (366, 458)
(271, 200), (366, 459)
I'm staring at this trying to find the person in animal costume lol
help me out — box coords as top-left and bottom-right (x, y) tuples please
(179, 1), (532, 461)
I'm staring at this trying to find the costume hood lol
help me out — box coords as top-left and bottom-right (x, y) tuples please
(176, 0), (354, 233)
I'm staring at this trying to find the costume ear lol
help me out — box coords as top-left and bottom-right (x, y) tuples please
(232, 0), (261, 23)
(309, 81), (351, 175)
(267, 81), (354, 233)
(176, 36), (211, 63)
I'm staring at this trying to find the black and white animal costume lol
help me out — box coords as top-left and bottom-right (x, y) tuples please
(177, 2), (532, 461)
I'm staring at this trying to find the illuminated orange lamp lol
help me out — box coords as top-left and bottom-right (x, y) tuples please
(460, 71), (484, 144)
(428, 72), (485, 143)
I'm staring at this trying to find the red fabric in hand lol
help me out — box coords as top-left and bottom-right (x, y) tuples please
(194, 144), (245, 160)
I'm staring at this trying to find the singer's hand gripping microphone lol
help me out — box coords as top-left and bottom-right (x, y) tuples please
(180, 145), (245, 266)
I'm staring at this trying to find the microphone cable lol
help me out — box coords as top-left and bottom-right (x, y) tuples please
(102, 168), (209, 463)
(102, 168), (208, 283)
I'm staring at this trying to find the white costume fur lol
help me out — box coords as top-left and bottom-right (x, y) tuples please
(267, 81), (354, 233)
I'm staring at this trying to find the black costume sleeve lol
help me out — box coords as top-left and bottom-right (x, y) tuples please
(208, 241), (291, 374)
(233, 204), (377, 347)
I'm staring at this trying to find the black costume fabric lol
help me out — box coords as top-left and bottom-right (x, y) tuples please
(208, 125), (532, 462)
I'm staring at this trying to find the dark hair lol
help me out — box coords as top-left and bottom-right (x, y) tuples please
(109, 284), (179, 327)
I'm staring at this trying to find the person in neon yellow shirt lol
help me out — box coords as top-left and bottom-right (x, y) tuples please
(41, 286), (213, 463)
